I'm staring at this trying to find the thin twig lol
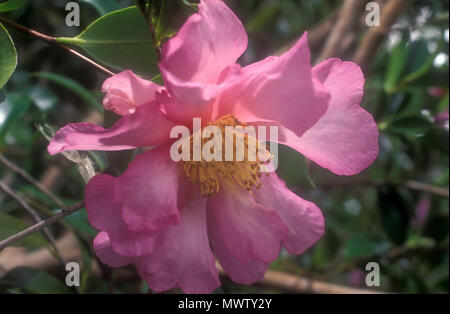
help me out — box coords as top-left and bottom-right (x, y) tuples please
(353, 0), (413, 71)
(0, 17), (114, 76)
(0, 201), (84, 251)
(0, 180), (66, 265)
(0, 154), (65, 208)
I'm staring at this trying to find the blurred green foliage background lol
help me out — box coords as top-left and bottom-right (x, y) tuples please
(0, 0), (448, 294)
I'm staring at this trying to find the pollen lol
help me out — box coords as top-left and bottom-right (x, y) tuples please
(179, 114), (272, 197)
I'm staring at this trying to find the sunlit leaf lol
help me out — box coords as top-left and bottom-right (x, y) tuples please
(0, 23), (17, 89)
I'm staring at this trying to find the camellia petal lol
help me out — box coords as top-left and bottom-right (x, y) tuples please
(225, 33), (330, 138)
(159, 0), (247, 123)
(136, 190), (220, 294)
(253, 173), (325, 255)
(159, 64), (243, 124)
(102, 70), (165, 116)
(93, 232), (133, 268)
(160, 0), (247, 85)
(48, 102), (175, 155)
(116, 145), (181, 232)
(86, 174), (159, 257)
(208, 216), (269, 285)
(207, 182), (288, 264)
(280, 58), (379, 175)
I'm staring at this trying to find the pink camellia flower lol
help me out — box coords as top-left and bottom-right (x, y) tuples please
(48, 0), (379, 293)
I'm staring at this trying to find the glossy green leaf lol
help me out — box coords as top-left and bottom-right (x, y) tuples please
(32, 72), (103, 112)
(56, 6), (158, 76)
(0, 213), (47, 248)
(0, 23), (18, 89)
(0, 0), (28, 12)
(0, 92), (32, 144)
(78, 0), (120, 16)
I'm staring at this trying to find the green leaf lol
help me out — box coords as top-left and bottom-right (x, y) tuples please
(343, 234), (380, 260)
(31, 72), (103, 112)
(0, 213), (47, 248)
(384, 41), (409, 93)
(0, 23), (18, 89)
(400, 40), (440, 86)
(0, 0), (28, 12)
(0, 92), (32, 144)
(384, 114), (433, 136)
(56, 6), (158, 76)
(79, 0), (120, 16)
(0, 267), (73, 294)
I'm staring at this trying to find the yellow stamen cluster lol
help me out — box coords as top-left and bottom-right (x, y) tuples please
(180, 114), (272, 196)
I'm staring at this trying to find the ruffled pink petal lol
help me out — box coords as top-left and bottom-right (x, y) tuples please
(159, 0), (247, 123)
(207, 183), (288, 264)
(136, 190), (220, 294)
(116, 145), (181, 232)
(159, 64), (242, 124)
(161, 0), (247, 85)
(102, 70), (164, 116)
(93, 232), (132, 268)
(48, 102), (174, 155)
(280, 58), (379, 175)
(253, 173), (324, 255)
(226, 33), (330, 137)
(86, 174), (159, 256)
(208, 216), (269, 285)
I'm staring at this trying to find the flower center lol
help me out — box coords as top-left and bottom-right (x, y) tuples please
(180, 114), (272, 197)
